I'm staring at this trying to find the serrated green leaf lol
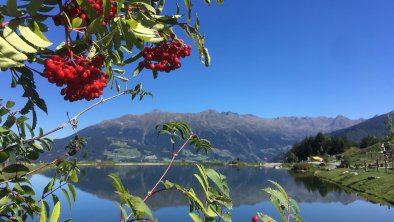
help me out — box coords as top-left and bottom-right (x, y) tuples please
(28, 20), (50, 41)
(27, 0), (46, 15)
(18, 25), (53, 48)
(0, 37), (28, 61)
(129, 196), (153, 219)
(49, 201), (60, 222)
(3, 27), (37, 53)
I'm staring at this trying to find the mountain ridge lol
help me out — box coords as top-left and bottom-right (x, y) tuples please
(47, 110), (365, 162)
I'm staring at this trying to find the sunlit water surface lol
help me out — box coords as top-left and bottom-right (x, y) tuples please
(30, 166), (394, 222)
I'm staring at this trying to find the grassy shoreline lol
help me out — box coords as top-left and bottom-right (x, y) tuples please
(314, 168), (394, 206)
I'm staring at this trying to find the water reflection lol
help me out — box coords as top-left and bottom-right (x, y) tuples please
(42, 165), (361, 209)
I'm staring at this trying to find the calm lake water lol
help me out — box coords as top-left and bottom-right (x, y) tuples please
(31, 166), (394, 222)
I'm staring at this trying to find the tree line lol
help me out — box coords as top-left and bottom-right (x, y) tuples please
(286, 133), (355, 162)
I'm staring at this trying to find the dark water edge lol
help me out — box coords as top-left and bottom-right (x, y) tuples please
(31, 165), (394, 222)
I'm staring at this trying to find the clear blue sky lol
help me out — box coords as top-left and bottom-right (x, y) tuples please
(2, 0), (394, 138)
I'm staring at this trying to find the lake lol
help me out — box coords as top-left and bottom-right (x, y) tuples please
(31, 165), (394, 222)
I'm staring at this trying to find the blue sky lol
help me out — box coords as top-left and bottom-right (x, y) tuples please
(2, 0), (394, 138)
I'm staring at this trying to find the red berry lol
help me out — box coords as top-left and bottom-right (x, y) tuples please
(101, 21), (107, 26)
(80, 13), (86, 19)
(252, 216), (259, 222)
(76, 66), (84, 73)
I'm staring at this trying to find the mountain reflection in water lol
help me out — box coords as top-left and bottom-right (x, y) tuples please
(41, 165), (360, 209)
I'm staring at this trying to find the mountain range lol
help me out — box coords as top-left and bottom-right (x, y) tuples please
(330, 111), (394, 142)
(46, 110), (365, 162)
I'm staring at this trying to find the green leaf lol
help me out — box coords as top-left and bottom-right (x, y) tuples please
(194, 174), (207, 193)
(132, 2), (156, 15)
(5, 100), (15, 109)
(184, 0), (192, 22)
(114, 75), (129, 82)
(49, 201), (60, 222)
(157, 0), (165, 14)
(0, 151), (10, 163)
(216, 0), (224, 4)
(103, 0), (111, 19)
(118, 19), (134, 51)
(108, 173), (125, 192)
(267, 180), (289, 201)
(69, 170), (78, 183)
(128, 196), (153, 219)
(28, 20), (50, 41)
(77, 0), (98, 19)
(0, 57), (24, 68)
(27, 0), (46, 15)
(114, 202), (128, 221)
(204, 0), (211, 6)
(61, 188), (72, 209)
(201, 47), (210, 67)
(18, 25), (53, 48)
(67, 184), (76, 202)
(40, 200), (47, 222)
(87, 16), (105, 34)
(6, 0), (20, 17)
(27, 150), (39, 160)
(16, 116), (28, 125)
(71, 17), (83, 28)
(2, 163), (30, 175)
(3, 27), (38, 53)
(20, 185), (35, 195)
(0, 36), (28, 61)
(189, 212), (202, 222)
(133, 65), (143, 77)
(43, 178), (55, 196)
(124, 51), (143, 64)
(32, 142), (44, 152)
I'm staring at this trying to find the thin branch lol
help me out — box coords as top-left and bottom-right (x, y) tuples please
(1, 91), (129, 153)
(41, 180), (69, 201)
(0, 160), (57, 185)
(125, 134), (193, 221)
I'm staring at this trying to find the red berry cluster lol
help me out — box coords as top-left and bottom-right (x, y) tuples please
(139, 38), (192, 73)
(43, 55), (108, 102)
(53, 0), (116, 26)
